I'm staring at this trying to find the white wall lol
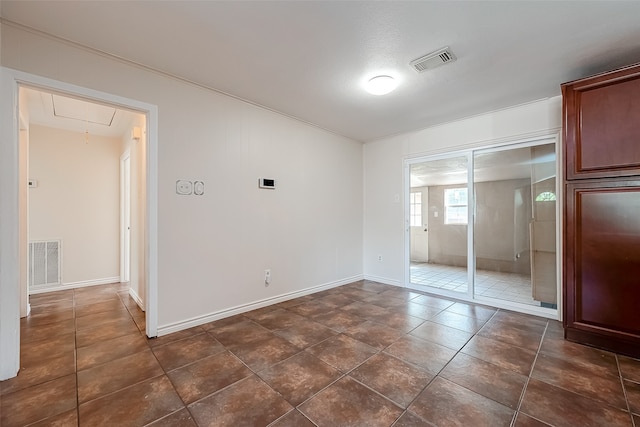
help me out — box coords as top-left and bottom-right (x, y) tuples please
(29, 125), (121, 287)
(0, 23), (363, 336)
(121, 116), (147, 308)
(364, 98), (562, 285)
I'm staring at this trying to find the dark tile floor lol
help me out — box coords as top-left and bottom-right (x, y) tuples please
(1, 280), (638, 426)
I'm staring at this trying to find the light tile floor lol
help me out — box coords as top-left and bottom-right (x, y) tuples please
(411, 263), (540, 306)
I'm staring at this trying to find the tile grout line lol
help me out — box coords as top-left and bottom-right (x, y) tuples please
(73, 285), (176, 424)
(283, 319), (407, 424)
(76, 288), (166, 407)
(14, 290), (82, 425)
(510, 320), (549, 427)
(173, 344), (260, 424)
(184, 330), (343, 426)
(616, 354), (637, 427)
(388, 307), (502, 426)
(242, 287), (436, 426)
(266, 409), (319, 427)
(141, 407), (188, 427)
(183, 320), (346, 423)
(143, 316), (201, 424)
(74, 288), (81, 425)
(110, 287), (177, 423)
(4, 293), (74, 425)
(159, 286), (460, 424)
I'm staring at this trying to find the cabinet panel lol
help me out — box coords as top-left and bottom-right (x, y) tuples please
(564, 181), (640, 355)
(563, 63), (640, 180)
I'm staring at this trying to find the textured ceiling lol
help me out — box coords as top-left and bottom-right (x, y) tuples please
(3, 1), (640, 142)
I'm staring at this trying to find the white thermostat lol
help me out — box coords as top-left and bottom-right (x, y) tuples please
(258, 178), (276, 189)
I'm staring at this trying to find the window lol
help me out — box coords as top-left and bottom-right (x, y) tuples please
(410, 192), (422, 226)
(535, 191), (556, 202)
(444, 187), (468, 225)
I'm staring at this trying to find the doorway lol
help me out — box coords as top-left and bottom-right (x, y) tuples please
(0, 67), (158, 380)
(121, 151), (131, 283)
(22, 86), (141, 297)
(409, 154), (469, 295)
(409, 187), (429, 263)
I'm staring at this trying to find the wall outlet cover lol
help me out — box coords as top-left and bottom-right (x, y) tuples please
(176, 180), (193, 195)
(193, 181), (205, 195)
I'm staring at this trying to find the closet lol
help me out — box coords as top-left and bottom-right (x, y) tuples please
(562, 63), (640, 357)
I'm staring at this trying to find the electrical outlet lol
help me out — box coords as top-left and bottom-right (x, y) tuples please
(264, 269), (271, 286)
(378, 255), (383, 262)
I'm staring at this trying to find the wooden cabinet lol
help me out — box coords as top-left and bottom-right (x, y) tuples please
(563, 64), (640, 180)
(562, 63), (640, 357)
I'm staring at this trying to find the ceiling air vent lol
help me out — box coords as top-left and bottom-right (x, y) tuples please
(410, 47), (456, 73)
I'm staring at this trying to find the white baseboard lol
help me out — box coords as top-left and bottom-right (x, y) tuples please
(128, 287), (145, 311)
(157, 274), (364, 336)
(363, 274), (403, 287)
(28, 276), (121, 294)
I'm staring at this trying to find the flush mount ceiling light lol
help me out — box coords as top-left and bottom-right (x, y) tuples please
(365, 75), (397, 95)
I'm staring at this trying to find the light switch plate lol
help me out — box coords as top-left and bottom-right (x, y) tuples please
(194, 181), (205, 195)
(176, 180), (193, 195)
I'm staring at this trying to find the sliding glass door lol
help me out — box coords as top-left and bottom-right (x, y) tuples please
(409, 155), (469, 296)
(473, 143), (557, 309)
(406, 138), (558, 315)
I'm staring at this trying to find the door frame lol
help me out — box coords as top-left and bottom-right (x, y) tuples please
(403, 133), (562, 320)
(405, 150), (474, 299)
(120, 150), (131, 283)
(0, 66), (159, 380)
(409, 187), (429, 263)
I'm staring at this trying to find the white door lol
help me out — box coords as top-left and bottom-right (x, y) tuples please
(121, 152), (131, 283)
(410, 188), (429, 262)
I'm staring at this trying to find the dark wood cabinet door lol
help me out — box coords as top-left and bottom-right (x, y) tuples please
(563, 63), (640, 180)
(564, 180), (640, 355)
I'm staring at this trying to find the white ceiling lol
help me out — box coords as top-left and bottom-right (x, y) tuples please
(3, 1), (640, 142)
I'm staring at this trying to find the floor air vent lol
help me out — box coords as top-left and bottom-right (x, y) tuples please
(29, 240), (61, 288)
(410, 47), (456, 73)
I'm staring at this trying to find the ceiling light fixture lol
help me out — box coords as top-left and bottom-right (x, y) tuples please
(365, 75), (397, 95)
